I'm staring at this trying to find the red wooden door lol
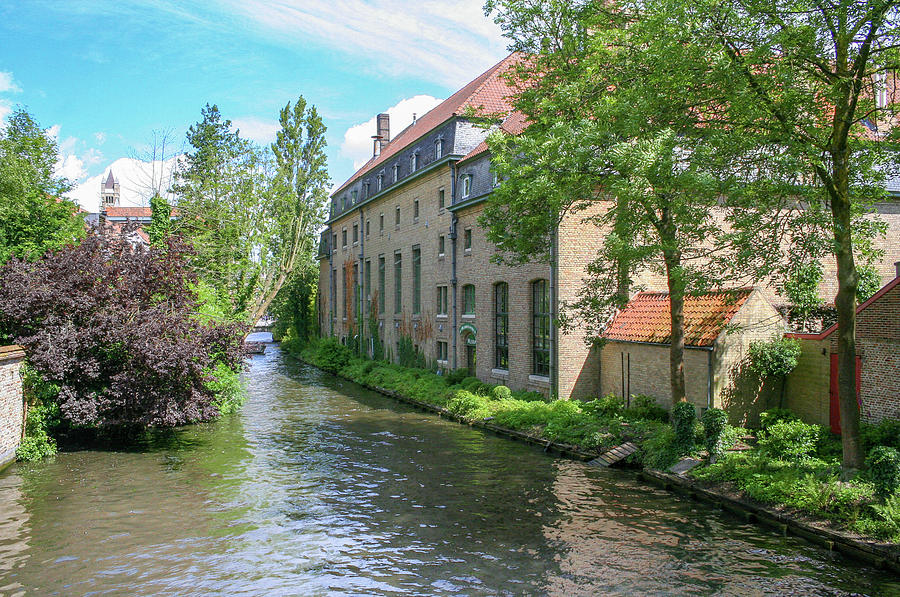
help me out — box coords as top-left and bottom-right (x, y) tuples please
(829, 354), (862, 434)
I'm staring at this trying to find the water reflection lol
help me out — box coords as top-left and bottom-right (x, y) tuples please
(0, 345), (896, 596)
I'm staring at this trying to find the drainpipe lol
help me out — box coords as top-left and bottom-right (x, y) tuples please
(706, 346), (714, 409)
(359, 207), (366, 356)
(328, 228), (334, 337)
(450, 161), (459, 370)
(550, 226), (558, 399)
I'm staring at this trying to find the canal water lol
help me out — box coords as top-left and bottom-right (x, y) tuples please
(0, 342), (897, 596)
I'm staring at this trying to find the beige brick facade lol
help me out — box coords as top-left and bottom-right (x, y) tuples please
(0, 346), (25, 466)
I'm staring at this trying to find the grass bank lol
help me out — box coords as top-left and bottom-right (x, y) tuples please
(290, 337), (900, 547)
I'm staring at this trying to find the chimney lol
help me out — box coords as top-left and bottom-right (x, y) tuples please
(377, 113), (390, 146)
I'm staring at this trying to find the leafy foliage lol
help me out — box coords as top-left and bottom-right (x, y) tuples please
(702, 408), (729, 462)
(0, 231), (245, 427)
(672, 401), (697, 455)
(758, 420), (820, 461)
(15, 402), (58, 461)
(749, 338), (802, 378)
(867, 446), (900, 499)
(759, 408), (799, 432)
(0, 108), (84, 264)
(856, 264), (883, 302)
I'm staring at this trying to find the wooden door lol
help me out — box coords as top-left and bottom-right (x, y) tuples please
(829, 354), (862, 434)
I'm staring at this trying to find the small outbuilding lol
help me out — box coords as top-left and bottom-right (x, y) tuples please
(599, 287), (783, 425)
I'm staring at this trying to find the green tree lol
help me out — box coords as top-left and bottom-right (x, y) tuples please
(483, 0), (793, 406)
(146, 193), (174, 247)
(0, 108), (83, 262)
(688, 0), (900, 471)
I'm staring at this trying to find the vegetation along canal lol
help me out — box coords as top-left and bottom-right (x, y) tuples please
(1, 341), (898, 596)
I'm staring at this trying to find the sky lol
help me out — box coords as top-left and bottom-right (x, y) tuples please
(0, 1), (509, 211)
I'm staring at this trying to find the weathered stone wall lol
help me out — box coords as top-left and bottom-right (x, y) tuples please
(0, 346), (25, 466)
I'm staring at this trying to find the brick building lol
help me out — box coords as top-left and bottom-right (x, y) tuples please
(785, 272), (900, 430)
(317, 54), (900, 404)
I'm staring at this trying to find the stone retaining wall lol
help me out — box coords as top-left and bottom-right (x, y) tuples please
(0, 346), (25, 467)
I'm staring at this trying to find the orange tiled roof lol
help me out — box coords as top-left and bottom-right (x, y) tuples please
(333, 53), (523, 196)
(602, 288), (754, 347)
(105, 206), (152, 218)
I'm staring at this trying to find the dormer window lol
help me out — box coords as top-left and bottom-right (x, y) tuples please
(410, 153), (418, 172)
(461, 174), (472, 199)
(434, 138), (443, 160)
(376, 173), (383, 192)
(351, 189), (358, 203)
(392, 164), (399, 183)
(363, 182), (370, 198)
(491, 171), (500, 188)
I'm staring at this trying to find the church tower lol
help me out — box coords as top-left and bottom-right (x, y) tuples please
(100, 170), (120, 211)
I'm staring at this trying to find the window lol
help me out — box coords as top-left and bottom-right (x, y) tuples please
(379, 214), (384, 234)
(342, 228), (347, 248)
(436, 286), (448, 315)
(377, 173), (383, 192)
(491, 171), (500, 188)
(462, 284), (475, 315)
(392, 164), (399, 183)
(378, 255), (385, 314)
(412, 245), (421, 314)
(395, 206), (401, 226)
(438, 187), (445, 209)
(532, 279), (550, 377)
(342, 265), (348, 319)
(364, 259), (371, 302)
(332, 233), (337, 253)
(366, 219), (370, 237)
(495, 282), (509, 370)
(414, 199), (420, 221)
(410, 153), (418, 172)
(352, 223), (358, 244)
(331, 200), (336, 217)
(352, 263), (359, 317)
(352, 189), (358, 203)
(464, 228), (472, 251)
(330, 270), (337, 317)
(394, 251), (402, 313)
(437, 340), (448, 363)
(461, 174), (472, 198)
(434, 139), (443, 160)
(363, 182), (370, 198)
(438, 235), (445, 256)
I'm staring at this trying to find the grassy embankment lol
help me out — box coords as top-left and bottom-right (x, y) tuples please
(291, 337), (900, 544)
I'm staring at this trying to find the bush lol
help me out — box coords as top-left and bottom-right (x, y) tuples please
(446, 390), (491, 419)
(867, 446), (900, 498)
(581, 394), (624, 419)
(861, 419), (900, 451)
(643, 425), (679, 469)
(16, 402), (57, 462)
(459, 376), (482, 391)
(672, 401), (696, 455)
(624, 395), (669, 422)
(316, 338), (353, 372)
(445, 369), (469, 385)
(702, 408), (729, 461)
(491, 385), (512, 401)
(749, 338), (801, 378)
(859, 494), (900, 541)
(206, 362), (246, 416)
(758, 419), (819, 461)
(759, 408), (798, 432)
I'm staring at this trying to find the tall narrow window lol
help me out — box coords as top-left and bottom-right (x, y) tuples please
(462, 284), (475, 315)
(412, 245), (421, 314)
(434, 139), (443, 160)
(366, 219), (370, 237)
(332, 233), (337, 253)
(495, 282), (508, 370)
(395, 206), (401, 226)
(364, 259), (371, 302)
(330, 270), (336, 317)
(378, 255), (385, 314)
(352, 223), (358, 244)
(436, 286), (448, 315)
(392, 164), (399, 183)
(342, 228), (347, 248)
(438, 235), (445, 256)
(394, 251), (402, 314)
(461, 175), (471, 198)
(410, 153), (418, 172)
(464, 228), (472, 251)
(379, 214), (384, 233)
(437, 340), (448, 363)
(377, 174), (383, 191)
(532, 279), (550, 377)
(438, 188), (445, 209)
(352, 189), (358, 203)
(414, 199), (420, 221)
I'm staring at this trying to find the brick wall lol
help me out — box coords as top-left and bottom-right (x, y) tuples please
(0, 346), (25, 466)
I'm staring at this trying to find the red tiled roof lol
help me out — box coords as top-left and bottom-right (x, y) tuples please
(105, 206), (152, 218)
(459, 110), (530, 163)
(602, 288), (754, 347)
(333, 53), (523, 196)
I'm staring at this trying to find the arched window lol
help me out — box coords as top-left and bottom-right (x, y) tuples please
(494, 282), (508, 370)
(532, 279), (550, 377)
(462, 284), (476, 315)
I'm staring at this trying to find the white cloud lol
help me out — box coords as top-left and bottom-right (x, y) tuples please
(218, 0), (508, 88)
(94, 132), (107, 144)
(45, 124), (61, 140)
(0, 71), (21, 94)
(0, 100), (11, 125)
(231, 117), (280, 145)
(55, 154), (87, 182)
(340, 95), (443, 169)
(67, 156), (182, 212)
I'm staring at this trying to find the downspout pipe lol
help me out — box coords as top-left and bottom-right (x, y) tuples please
(550, 226), (558, 398)
(450, 161), (459, 370)
(706, 345), (714, 409)
(359, 207), (366, 356)
(328, 233), (335, 338)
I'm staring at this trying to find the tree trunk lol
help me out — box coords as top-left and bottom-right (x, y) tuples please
(663, 247), (687, 407)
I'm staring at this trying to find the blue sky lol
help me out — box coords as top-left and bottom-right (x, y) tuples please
(0, 1), (508, 210)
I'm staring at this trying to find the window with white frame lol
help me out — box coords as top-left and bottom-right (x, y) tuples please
(434, 138), (443, 160)
(436, 285), (448, 315)
(461, 174), (472, 198)
(437, 340), (448, 364)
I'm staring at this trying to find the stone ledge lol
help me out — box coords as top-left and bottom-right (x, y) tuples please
(0, 345), (25, 364)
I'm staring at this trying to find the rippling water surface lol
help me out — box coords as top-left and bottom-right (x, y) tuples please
(1, 341), (898, 596)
